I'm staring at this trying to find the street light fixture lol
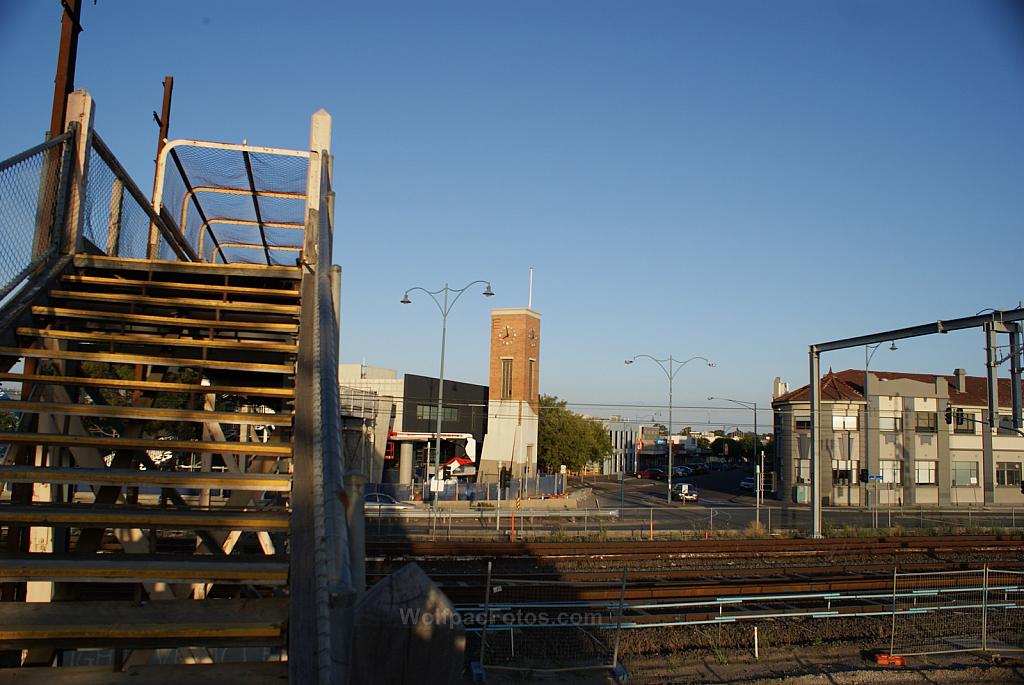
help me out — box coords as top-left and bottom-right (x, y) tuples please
(401, 280), (494, 503)
(707, 396), (762, 527)
(625, 354), (715, 503)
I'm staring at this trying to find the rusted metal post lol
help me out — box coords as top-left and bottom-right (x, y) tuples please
(49, 0), (82, 141)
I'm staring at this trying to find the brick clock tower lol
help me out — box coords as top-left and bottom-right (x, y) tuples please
(478, 307), (541, 480)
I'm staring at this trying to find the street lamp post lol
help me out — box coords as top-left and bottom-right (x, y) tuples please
(402, 280), (494, 504)
(708, 396), (761, 527)
(864, 341), (897, 527)
(625, 355), (715, 503)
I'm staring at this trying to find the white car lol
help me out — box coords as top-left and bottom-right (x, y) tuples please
(364, 493), (413, 511)
(672, 483), (698, 502)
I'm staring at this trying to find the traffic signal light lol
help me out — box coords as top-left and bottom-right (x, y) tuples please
(499, 466), (510, 489)
(1020, 481), (1024, 496)
(944, 406), (953, 425)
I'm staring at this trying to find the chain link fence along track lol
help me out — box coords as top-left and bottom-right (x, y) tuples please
(475, 566), (626, 677)
(890, 567), (1024, 656)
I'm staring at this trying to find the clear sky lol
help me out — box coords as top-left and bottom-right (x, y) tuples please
(2, 1), (1023, 432)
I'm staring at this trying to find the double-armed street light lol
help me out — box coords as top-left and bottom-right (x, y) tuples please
(707, 396), (763, 527)
(625, 354), (715, 503)
(401, 280), (494, 502)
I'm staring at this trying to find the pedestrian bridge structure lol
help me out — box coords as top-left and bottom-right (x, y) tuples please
(0, 90), (353, 684)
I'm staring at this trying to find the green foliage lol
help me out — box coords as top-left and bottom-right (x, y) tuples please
(79, 362), (202, 439)
(538, 394), (614, 472)
(710, 437), (737, 457)
(0, 410), (19, 432)
(696, 436), (711, 450)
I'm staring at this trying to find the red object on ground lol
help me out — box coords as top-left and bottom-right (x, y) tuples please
(875, 654), (905, 667)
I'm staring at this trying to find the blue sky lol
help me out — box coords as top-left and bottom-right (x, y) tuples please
(2, 1), (1023, 431)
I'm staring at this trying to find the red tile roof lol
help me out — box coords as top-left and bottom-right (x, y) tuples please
(773, 369), (1024, 408)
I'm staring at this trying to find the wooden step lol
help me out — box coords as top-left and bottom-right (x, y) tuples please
(0, 432), (292, 457)
(0, 466), (292, 492)
(17, 328), (297, 353)
(62, 274), (300, 299)
(0, 372), (294, 398)
(0, 597), (287, 649)
(0, 662), (290, 684)
(0, 505), (290, 531)
(0, 346), (295, 375)
(0, 401), (293, 427)
(0, 553), (289, 585)
(48, 290), (300, 315)
(74, 253), (301, 280)
(32, 306), (298, 333)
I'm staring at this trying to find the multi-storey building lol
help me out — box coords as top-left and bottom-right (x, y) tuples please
(773, 368), (1024, 507)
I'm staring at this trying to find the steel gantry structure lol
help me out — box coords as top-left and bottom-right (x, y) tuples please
(808, 308), (1024, 537)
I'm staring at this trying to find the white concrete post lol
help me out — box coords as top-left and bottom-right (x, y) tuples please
(63, 89), (95, 255)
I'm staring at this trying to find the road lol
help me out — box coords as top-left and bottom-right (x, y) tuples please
(364, 468), (1024, 539)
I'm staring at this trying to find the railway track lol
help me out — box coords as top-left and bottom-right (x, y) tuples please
(366, 534), (1024, 561)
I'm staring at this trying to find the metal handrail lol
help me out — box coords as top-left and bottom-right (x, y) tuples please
(0, 132), (72, 175)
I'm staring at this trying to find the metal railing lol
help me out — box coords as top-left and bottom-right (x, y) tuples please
(0, 132), (74, 304)
(891, 566), (1024, 655)
(87, 134), (194, 261)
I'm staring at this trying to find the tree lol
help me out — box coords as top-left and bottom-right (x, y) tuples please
(696, 436), (711, 450)
(679, 426), (692, 436)
(710, 437), (736, 458)
(538, 394), (614, 472)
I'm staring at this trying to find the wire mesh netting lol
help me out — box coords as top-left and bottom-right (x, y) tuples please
(160, 144), (309, 265)
(986, 569), (1024, 652)
(478, 572), (624, 674)
(86, 138), (179, 260)
(891, 567), (1024, 656)
(0, 136), (71, 302)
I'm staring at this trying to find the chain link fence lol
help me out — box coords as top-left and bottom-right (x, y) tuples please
(0, 132), (74, 304)
(890, 566), (1024, 656)
(469, 563), (627, 680)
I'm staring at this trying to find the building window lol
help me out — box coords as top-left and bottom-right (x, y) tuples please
(952, 461), (979, 487)
(878, 415), (902, 432)
(832, 415), (858, 430)
(796, 458), (811, 483)
(954, 409), (977, 434)
(914, 411), (937, 433)
(996, 462), (1022, 486)
(527, 358), (535, 399)
(795, 416), (811, 430)
(416, 405), (459, 422)
(997, 415), (1019, 436)
(831, 459), (858, 485)
(880, 460), (902, 485)
(915, 461), (937, 485)
(500, 358), (513, 399)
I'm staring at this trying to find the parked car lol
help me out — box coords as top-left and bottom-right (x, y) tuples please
(689, 463), (710, 475)
(637, 468), (667, 480)
(672, 465), (693, 478)
(364, 493), (413, 511)
(709, 462), (728, 472)
(738, 476), (757, 491)
(672, 482), (698, 502)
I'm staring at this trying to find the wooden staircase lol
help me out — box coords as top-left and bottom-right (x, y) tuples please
(0, 254), (303, 670)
